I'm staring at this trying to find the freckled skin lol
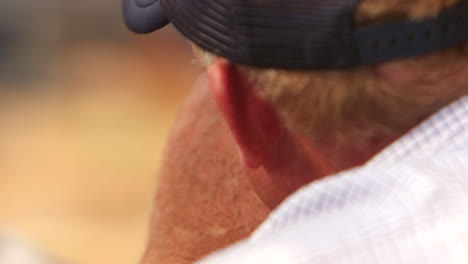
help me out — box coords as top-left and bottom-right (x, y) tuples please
(141, 75), (270, 264)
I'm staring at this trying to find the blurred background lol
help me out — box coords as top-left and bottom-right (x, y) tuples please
(0, 1), (198, 263)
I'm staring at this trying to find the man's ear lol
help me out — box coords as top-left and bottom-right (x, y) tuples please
(208, 59), (284, 169)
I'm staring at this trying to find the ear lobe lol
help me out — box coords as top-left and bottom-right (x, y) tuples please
(208, 59), (284, 169)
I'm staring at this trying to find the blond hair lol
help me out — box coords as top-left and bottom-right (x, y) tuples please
(195, 0), (468, 143)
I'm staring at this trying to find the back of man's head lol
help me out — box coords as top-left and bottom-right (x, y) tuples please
(125, 3), (468, 263)
(189, 0), (468, 206)
(124, 0), (468, 206)
(196, 0), (468, 146)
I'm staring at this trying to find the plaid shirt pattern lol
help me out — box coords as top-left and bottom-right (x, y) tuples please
(197, 96), (468, 264)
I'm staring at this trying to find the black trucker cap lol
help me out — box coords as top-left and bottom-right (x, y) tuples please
(123, 0), (468, 69)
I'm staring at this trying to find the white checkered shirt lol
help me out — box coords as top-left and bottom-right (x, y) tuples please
(197, 96), (468, 264)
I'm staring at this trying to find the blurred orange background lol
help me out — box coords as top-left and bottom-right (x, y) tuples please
(0, 1), (198, 264)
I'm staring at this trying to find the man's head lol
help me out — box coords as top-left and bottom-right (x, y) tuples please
(191, 0), (468, 206)
(125, 0), (468, 207)
(195, 0), (468, 138)
(124, 3), (468, 263)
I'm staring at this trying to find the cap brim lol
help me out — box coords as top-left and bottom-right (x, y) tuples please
(123, 0), (169, 34)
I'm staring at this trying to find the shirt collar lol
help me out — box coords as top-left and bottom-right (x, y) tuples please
(369, 96), (468, 165)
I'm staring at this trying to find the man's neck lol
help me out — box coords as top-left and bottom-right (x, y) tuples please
(251, 128), (404, 208)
